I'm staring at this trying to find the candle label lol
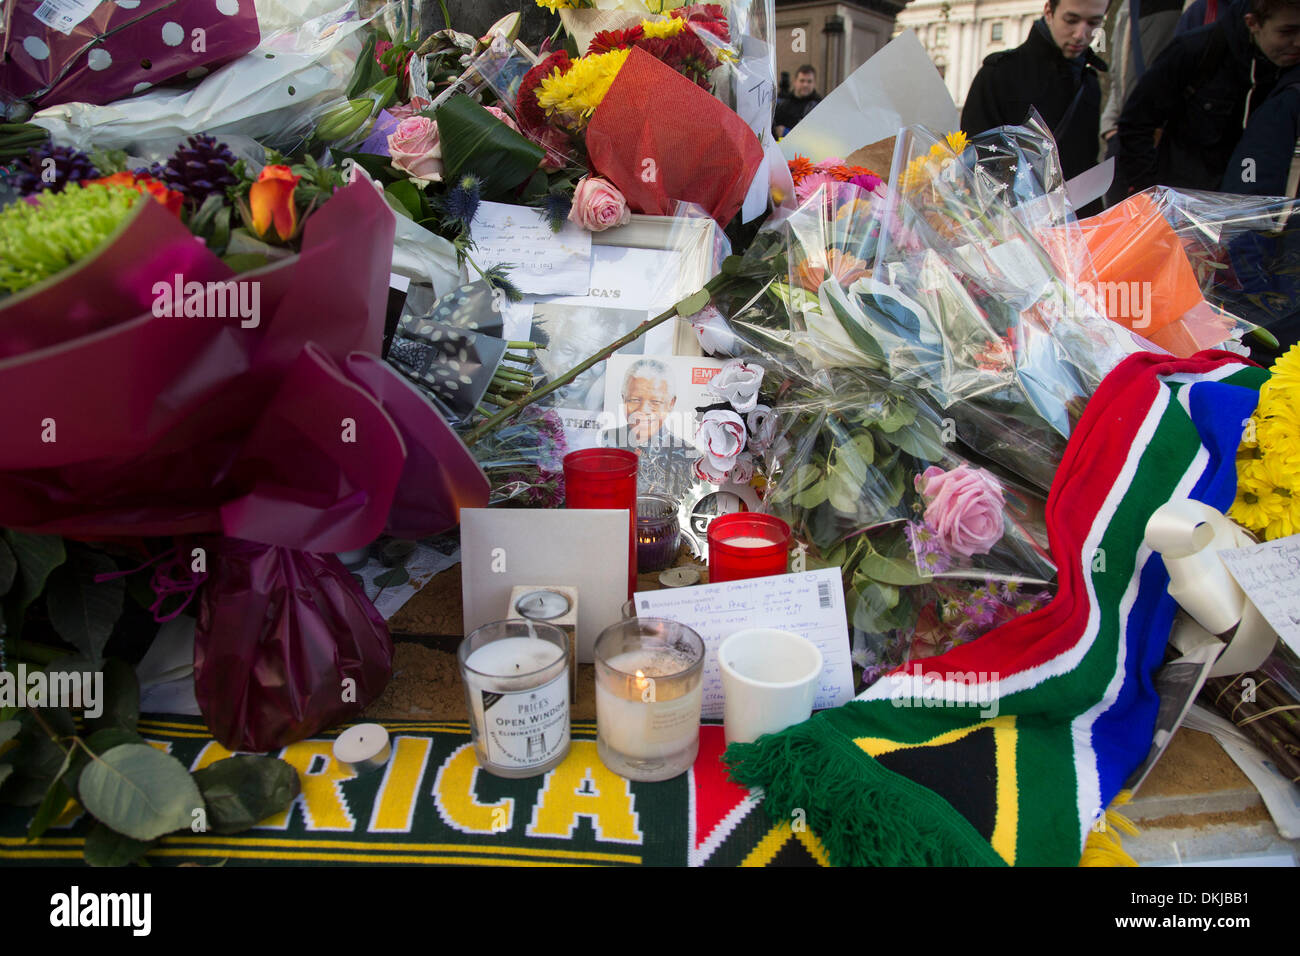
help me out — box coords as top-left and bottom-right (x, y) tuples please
(479, 674), (570, 769)
(644, 696), (698, 745)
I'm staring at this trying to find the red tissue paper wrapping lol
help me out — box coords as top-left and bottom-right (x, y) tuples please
(585, 47), (763, 227)
(0, 181), (489, 750)
(0, 0), (261, 108)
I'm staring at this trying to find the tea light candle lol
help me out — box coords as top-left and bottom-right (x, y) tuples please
(594, 618), (705, 782)
(458, 621), (571, 778)
(333, 723), (392, 775)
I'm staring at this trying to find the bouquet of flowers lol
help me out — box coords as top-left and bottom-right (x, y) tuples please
(1231, 344), (1300, 539)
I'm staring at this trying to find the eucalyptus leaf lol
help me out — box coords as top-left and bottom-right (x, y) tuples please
(27, 777), (71, 842)
(193, 755), (301, 834)
(82, 659), (139, 736)
(436, 95), (544, 198)
(84, 822), (155, 868)
(65, 727), (146, 801)
(887, 420), (948, 462)
(2, 530), (66, 638)
(0, 537), (16, 597)
(77, 744), (204, 842)
(860, 551), (931, 587)
(45, 548), (124, 666)
(793, 478), (828, 510)
(826, 468), (862, 515)
(373, 567), (409, 588)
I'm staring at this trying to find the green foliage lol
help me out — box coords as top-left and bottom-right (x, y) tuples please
(78, 744), (203, 842)
(44, 546), (125, 666)
(193, 756), (301, 835)
(435, 95), (544, 199)
(2, 530), (66, 639)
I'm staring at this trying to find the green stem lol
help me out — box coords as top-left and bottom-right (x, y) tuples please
(493, 367), (534, 384)
(506, 341), (541, 351)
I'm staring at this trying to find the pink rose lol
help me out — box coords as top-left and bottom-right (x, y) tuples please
(915, 465), (1006, 558)
(485, 105), (520, 134)
(387, 116), (443, 182)
(568, 176), (631, 232)
(388, 96), (431, 122)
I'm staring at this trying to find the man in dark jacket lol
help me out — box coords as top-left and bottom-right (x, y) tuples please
(773, 65), (822, 138)
(1114, 0), (1300, 196)
(962, 0), (1110, 185)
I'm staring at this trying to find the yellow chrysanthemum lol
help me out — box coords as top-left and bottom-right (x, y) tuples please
(945, 130), (969, 154)
(640, 17), (687, 38)
(1257, 416), (1300, 467)
(536, 47), (631, 129)
(1266, 343), (1300, 393)
(534, 0), (578, 11)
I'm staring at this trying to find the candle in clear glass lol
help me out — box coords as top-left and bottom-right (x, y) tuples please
(636, 493), (679, 573)
(458, 620), (571, 778)
(563, 448), (638, 598)
(594, 618), (704, 782)
(707, 512), (792, 582)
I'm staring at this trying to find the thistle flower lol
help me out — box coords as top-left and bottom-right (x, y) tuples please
(540, 190), (572, 233)
(481, 264), (523, 303)
(443, 174), (483, 229)
(158, 133), (239, 210)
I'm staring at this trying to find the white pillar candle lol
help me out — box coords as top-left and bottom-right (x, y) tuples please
(462, 632), (570, 777)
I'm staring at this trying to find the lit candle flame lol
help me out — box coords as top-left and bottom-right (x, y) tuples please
(634, 669), (649, 693)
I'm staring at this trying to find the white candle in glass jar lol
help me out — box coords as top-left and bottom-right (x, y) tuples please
(595, 648), (703, 760)
(463, 635), (569, 773)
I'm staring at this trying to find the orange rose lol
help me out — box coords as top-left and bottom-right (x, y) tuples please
(250, 164), (302, 242)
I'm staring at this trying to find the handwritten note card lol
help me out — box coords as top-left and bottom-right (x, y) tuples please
(1219, 535), (1300, 655)
(470, 201), (592, 295)
(633, 568), (855, 719)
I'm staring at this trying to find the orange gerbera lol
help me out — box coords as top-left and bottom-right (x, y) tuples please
(795, 248), (871, 291)
(788, 155), (815, 184)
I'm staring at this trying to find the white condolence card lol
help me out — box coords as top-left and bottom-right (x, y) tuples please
(469, 201), (592, 295)
(1218, 534), (1300, 656)
(633, 567), (855, 720)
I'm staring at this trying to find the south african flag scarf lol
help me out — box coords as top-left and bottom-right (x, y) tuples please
(725, 351), (1268, 866)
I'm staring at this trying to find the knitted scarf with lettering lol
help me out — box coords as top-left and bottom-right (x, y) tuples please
(725, 352), (1266, 866)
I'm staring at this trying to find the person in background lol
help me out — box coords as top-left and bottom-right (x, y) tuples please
(773, 65), (821, 138)
(1100, 0), (1191, 160)
(1176, 0), (1230, 33)
(1223, 60), (1300, 195)
(961, 0), (1110, 196)
(1114, 0), (1300, 196)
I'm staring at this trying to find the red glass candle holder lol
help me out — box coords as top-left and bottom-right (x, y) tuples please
(563, 448), (639, 598)
(707, 513), (792, 583)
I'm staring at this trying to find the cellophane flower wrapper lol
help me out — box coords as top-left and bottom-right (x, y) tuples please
(469, 405), (569, 509)
(1072, 187), (1300, 354)
(194, 538), (393, 753)
(759, 366), (1055, 686)
(585, 46), (764, 226)
(0, 181), (490, 750)
(865, 126), (1146, 490)
(30, 1), (367, 156)
(0, 0), (261, 109)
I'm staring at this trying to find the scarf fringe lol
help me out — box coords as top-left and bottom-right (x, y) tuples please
(725, 720), (993, 867)
(1079, 789), (1139, 867)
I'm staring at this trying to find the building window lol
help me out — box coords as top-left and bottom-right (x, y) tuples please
(990, 21), (1003, 42)
(935, 25), (947, 46)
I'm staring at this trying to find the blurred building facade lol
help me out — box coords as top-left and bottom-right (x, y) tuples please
(893, 0), (1056, 109)
(774, 1), (906, 94)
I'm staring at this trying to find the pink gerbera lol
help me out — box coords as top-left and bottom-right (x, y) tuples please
(794, 171), (835, 205)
